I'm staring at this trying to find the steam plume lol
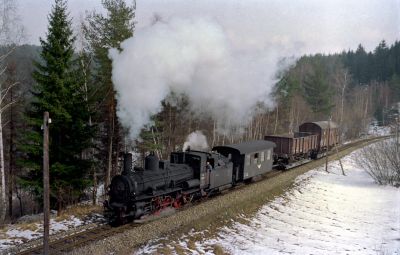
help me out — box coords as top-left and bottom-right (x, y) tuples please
(183, 131), (209, 151)
(109, 17), (283, 139)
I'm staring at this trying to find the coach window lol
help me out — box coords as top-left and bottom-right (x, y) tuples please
(246, 154), (251, 166)
(267, 149), (271, 160)
(253, 153), (259, 164)
(260, 151), (265, 162)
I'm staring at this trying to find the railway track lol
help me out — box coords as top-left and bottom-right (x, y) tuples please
(12, 135), (390, 255)
(15, 223), (140, 255)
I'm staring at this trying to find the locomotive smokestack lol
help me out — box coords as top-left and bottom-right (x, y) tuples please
(145, 151), (159, 171)
(123, 153), (133, 174)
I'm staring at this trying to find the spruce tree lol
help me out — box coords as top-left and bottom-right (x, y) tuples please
(302, 61), (335, 115)
(373, 40), (390, 82)
(19, 0), (94, 212)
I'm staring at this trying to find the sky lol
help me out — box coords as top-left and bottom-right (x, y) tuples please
(19, 0), (400, 54)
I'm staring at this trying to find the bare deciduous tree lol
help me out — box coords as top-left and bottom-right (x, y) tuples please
(0, 0), (24, 224)
(356, 139), (400, 186)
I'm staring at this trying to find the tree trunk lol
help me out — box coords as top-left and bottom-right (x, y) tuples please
(151, 127), (161, 158)
(0, 111), (6, 224)
(188, 113), (192, 134)
(105, 101), (114, 195)
(340, 72), (347, 128)
(113, 128), (120, 176)
(92, 167), (97, 205)
(265, 112), (270, 135)
(16, 186), (22, 217)
(81, 56), (97, 205)
(7, 84), (15, 218)
(274, 105), (279, 134)
(8, 104), (13, 218)
(289, 102), (294, 134)
(168, 106), (172, 155)
(363, 89), (369, 131)
(212, 119), (216, 148)
(57, 188), (63, 216)
(89, 115), (97, 205)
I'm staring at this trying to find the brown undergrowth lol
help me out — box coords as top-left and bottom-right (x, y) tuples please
(56, 204), (102, 222)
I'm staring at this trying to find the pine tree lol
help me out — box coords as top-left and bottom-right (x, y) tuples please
(354, 44), (370, 84)
(19, 0), (94, 212)
(373, 40), (390, 82)
(302, 60), (335, 115)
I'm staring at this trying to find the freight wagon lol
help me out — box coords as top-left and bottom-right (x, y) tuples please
(265, 121), (339, 169)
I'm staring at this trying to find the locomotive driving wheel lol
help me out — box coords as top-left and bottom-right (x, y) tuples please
(172, 193), (184, 208)
(152, 196), (173, 214)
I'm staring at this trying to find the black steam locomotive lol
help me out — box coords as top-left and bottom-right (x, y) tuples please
(104, 140), (275, 224)
(104, 121), (339, 224)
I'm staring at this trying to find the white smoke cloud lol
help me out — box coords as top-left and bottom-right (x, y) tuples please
(182, 131), (209, 151)
(109, 17), (283, 140)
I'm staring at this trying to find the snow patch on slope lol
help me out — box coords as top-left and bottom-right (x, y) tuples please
(0, 214), (105, 252)
(136, 146), (400, 254)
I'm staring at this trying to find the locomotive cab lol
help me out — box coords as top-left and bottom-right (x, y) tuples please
(206, 153), (233, 190)
(170, 150), (233, 191)
(170, 151), (202, 180)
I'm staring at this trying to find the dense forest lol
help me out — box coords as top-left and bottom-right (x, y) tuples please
(0, 0), (398, 223)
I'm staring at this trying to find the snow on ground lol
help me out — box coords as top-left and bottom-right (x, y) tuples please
(0, 213), (105, 252)
(368, 123), (392, 136)
(136, 146), (400, 255)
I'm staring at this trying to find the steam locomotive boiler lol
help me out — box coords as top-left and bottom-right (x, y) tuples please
(104, 149), (233, 224)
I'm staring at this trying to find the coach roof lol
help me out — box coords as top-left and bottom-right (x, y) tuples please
(213, 140), (275, 155)
(310, 121), (338, 129)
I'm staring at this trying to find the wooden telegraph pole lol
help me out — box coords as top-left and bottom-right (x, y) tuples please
(325, 117), (331, 173)
(396, 117), (399, 155)
(43, 112), (50, 255)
